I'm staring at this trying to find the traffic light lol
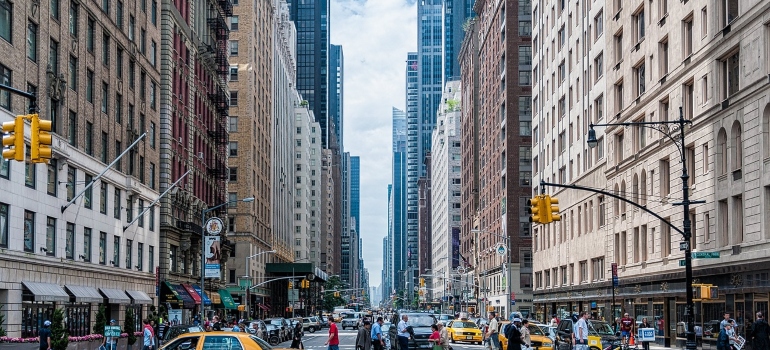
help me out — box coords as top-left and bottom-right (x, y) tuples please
(237, 305), (247, 311)
(419, 278), (425, 287)
(30, 114), (52, 163)
(300, 279), (309, 288)
(334, 291), (340, 298)
(2, 115), (25, 161)
(545, 195), (561, 222)
(526, 195), (547, 224)
(288, 281), (294, 289)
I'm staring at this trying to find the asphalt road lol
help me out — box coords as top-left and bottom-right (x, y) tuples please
(277, 327), (486, 350)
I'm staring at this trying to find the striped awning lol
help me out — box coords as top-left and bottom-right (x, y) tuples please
(99, 288), (131, 304)
(126, 290), (153, 304)
(22, 281), (69, 302)
(64, 285), (103, 303)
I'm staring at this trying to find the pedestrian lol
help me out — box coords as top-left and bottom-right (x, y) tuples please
(291, 319), (304, 349)
(549, 314), (559, 328)
(102, 319), (118, 350)
(520, 319), (531, 350)
(372, 317), (385, 350)
(356, 321), (373, 350)
(752, 312), (770, 350)
(620, 313), (635, 345)
(727, 320), (739, 349)
(397, 315), (411, 350)
(438, 322), (450, 350)
(717, 323), (731, 350)
(486, 312), (500, 350)
(574, 312), (590, 350)
(721, 313), (732, 331)
(142, 318), (156, 350)
(429, 324), (441, 350)
(212, 316), (223, 331)
(325, 317), (340, 350)
(639, 318), (652, 350)
(39, 320), (52, 350)
(504, 318), (524, 350)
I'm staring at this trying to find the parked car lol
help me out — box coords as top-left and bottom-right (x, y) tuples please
(161, 324), (204, 343)
(302, 317), (321, 333)
(263, 323), (283, 345)
(265, 318), (291, 342)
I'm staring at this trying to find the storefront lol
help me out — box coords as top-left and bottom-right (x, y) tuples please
(218, 289), (238, 319)
(181, 284), (203, 318)
(161, 282), (196, 324)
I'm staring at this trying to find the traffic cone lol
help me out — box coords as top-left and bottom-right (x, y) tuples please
(629, 334), (635, 346)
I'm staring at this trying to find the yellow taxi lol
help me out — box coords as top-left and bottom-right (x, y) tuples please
(160, 331), (293, 350)
(496, 321), (554, 350)
(446, 319), (484, 345)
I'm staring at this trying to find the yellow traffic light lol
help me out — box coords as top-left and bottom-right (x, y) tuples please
(237, 305), (247, 311)
(2, 115), (25, 161)
(545, 195), (561, 222)
(527, 196), (546, 223)
(334, 291), (340, 298)
(30, 114), (52, 163)
(419, 278), (425, 287)
(288, 281), (294, 289)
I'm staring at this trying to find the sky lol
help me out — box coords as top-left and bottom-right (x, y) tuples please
(330, 0), (417, 289)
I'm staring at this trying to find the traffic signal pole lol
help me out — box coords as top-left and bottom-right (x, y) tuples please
(0, 84), (37, 113)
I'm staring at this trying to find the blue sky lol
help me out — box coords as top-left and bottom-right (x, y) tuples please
(330, 0), (417, 288)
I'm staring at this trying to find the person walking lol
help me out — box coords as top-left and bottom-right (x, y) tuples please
(721, 313), (732, 331)
(291, 318), (304, 349)
(429, 325), (441, 350)
(639, 318), (652, 350)
(102, 319), (118, 350)
(486, 312), (501, 350)
(752, 312), (770, 350)
(575, 312), (590, 350)
(505, 318), (524, 350)
(717, 323), (731, 350)
(356, 321), (373, 350)
(325, 318), (340, 350)
(142, 318), (156, 350)
(549, 315), (559, 328)
(372, 317), (385, 350)
(39, 320), (52, 350)
(438, 322), (450, 350)
(520, 319), (531, 350)
(397, 315), (411, 350)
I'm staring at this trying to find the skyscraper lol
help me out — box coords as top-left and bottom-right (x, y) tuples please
(350, 156), (360, 237)
(444, 0), (475, 80)
(286, 0), (331, 148)
(391, 105), (408, 292)
(329, 45), (344, 149)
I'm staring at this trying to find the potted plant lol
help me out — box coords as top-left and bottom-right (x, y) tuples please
(50, 308), (69, 350)
(124, 308), (137, 350)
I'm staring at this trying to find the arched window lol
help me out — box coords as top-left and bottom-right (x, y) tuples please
(613, 183), (620, 216)
(717, 128), (728, 175)
(731, 121), (742, 171)
(640, 170), (647, 206)
(632, 174), (640, 204)
(763, 104), (770, 159)
(620, 180), (627, 213)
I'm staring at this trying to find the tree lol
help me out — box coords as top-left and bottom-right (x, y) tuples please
(50, 308), (69, 350)
(0, 304), (6, 336)
(323, 275), (347, 311)
(124, 308), (137, 347)
(93, 305), (107, 336)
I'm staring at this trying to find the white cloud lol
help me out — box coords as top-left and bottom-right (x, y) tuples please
(331, 0), (416, 288)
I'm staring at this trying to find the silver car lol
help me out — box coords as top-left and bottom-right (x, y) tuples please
(341, 316), (360, 330)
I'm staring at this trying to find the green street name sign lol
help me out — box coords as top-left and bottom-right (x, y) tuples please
(692, 252), (720, 259)
(679, 260), (686, 267)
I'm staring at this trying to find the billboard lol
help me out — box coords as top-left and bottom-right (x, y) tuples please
(204, 236), (221, 278)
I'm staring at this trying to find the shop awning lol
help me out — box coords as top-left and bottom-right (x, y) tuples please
(218, 289), (238, 310)
(99, 288), (131, 304)
(126, 290), (153, 304)
(192, 285), (211, 306)
(181, 284), (202, 305)
(22, 281), (70, 302)
(258, 304), (269, 311)
(64, 285), (103, 303)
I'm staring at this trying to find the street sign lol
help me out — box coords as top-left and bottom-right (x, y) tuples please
(611, 263), (618, 278)
(612, 276), (619, 287)
(692, 251), (720, 258)
(496, 244), (507, 256)
(288, 289), (299, 302)
(679, 241), (689, 251)
(679, 260), (686, 266)
(104, 326), (121, 337)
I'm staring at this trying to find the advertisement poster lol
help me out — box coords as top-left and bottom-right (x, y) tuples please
(168, 309), (183, 326)
(204, 236), (221, 278)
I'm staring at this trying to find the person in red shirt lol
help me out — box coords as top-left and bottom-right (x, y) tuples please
(326, 320), (340, 350)
(620, 313), (635, 344)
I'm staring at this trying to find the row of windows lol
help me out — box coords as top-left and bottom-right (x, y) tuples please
(0, 160), (156, 227)
(0, 202), (155, 270)
(534, 257), (605, 289)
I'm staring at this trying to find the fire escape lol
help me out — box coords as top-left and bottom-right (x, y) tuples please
(206, 0), (232, 207)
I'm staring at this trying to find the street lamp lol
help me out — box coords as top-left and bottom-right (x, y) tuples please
(244, 250), (276, 318)
(587, 107), (702, 350)
(200, 196), (255, 323)
(472, 229), (511, 316)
